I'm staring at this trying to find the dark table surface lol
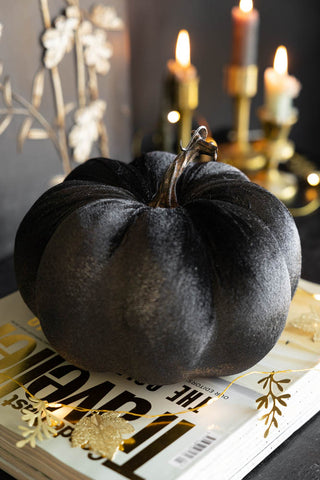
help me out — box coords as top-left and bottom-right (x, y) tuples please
(0, 205), (320, 480)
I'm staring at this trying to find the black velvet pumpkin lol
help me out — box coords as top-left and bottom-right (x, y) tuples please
(14, 128), (301, 384)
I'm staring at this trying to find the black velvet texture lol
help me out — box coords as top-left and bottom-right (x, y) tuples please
(14, 154), (301, 384)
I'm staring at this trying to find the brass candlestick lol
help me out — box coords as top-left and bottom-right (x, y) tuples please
(219, 64), (266, 173)
(161, 65), (199, 152)
(254, 107), (299, 203)
(176, 75), (199, 148)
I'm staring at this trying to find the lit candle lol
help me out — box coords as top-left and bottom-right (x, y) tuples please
(231, 0), (259, 66)
(167, 29), (198, 83)
(264, 46), (301, 123)
(166, 29), (199, 148)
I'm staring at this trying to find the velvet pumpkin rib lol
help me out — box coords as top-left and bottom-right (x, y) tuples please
(184, 198), (292, 375)
(178, 170), (301, 296)
(176, 160), (249, 200)
(34, 204), (215, 384)
(177, 160), (300, 295)
(14, 180), (140, 313)
(64, 157), (150, 202)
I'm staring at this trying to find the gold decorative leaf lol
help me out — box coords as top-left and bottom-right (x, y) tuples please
(256, 373), (291, 438)
(0, 114), (13, 135)
(32, 68), (45, 109)
(28, 128), (49, 139)
(71, 412), (134, 459)
(16, 396), (62, 449)
(18, 117), (33, 151)
(3, 76), (12, 107)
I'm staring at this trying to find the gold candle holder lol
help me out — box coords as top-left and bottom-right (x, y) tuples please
(219, 64), (266, 173)
(176, 75), (199, 148)
(161, 68), (199, 152)
(254, 107), (299, 203)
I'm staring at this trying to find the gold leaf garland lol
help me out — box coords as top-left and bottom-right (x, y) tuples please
(71, 412), (134, 459)
(256, 373), (291, 438)
(3, 366), (318, 458)
(16, 396), (63, 448)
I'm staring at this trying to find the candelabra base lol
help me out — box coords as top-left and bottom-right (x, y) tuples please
(218, 141), (266, 174)
(254, 168), (298, 203)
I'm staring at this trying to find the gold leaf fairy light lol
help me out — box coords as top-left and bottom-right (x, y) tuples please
(71, 412), (134, 459)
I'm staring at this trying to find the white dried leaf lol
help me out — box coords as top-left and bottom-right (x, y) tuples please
(69, 100), (106, 163)
(81, 28), (113, 75)
(90, 5), (124, 30)
(42, 9), (80, 68)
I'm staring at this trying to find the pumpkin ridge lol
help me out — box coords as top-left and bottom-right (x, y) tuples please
(15, 182), (143, 312)
(65, 157), (151, 203)
(178, 178), (249, 203)
(184, 198), (292, 294)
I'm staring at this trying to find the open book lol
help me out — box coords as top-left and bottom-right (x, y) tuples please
(0, 280), (319, 480)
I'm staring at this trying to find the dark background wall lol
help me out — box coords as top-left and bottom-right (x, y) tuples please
(127, 0), (320, 156)
(0, 0), (319, 260)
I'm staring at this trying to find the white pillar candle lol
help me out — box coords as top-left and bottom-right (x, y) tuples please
(264, 46), (301, 124)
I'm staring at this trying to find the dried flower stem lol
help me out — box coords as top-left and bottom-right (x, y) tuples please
(39, 0), (51, 30)
(51, 67), (71, 173)
(0, 107), (28, 115)
(99, 122), (109, 157)
(0, 83), (60, 152)
(88, 65), (109, 156)
(40, 0), (71, 174)
(75, 30), (86, 108)
(88, 66), (99, 101)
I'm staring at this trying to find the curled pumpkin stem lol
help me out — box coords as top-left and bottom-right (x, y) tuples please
(150, 126), (218, 208)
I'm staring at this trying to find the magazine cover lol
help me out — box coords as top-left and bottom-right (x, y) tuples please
(0, 282), (319, 480)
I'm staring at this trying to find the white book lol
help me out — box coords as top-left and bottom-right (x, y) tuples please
(0, 280), (319, 480)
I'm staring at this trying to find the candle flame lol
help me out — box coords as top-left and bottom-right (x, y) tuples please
(239, 0), (253, 13)
(274, 46), (288, 75)
(175, 29), (190, 68)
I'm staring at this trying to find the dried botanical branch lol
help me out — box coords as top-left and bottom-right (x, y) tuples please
(88, 65), (109, 156)
(0, 108), (28, 115)
(0, 114), (12, 135)
(40, 0), (72, 174)
(0, 0), (122, 172)
(88, 65), (98, 101)
(75, 28), (87, 108)
(256, 373), (291, 438)
(98, 121), (109, 157)
(0, 82), (60, 152)
(32, 68), (45, 109)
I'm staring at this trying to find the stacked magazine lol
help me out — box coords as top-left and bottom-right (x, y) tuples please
(0, 279), (319, 480)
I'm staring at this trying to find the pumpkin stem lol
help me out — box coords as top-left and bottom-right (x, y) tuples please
(149, 126), (218, 208)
